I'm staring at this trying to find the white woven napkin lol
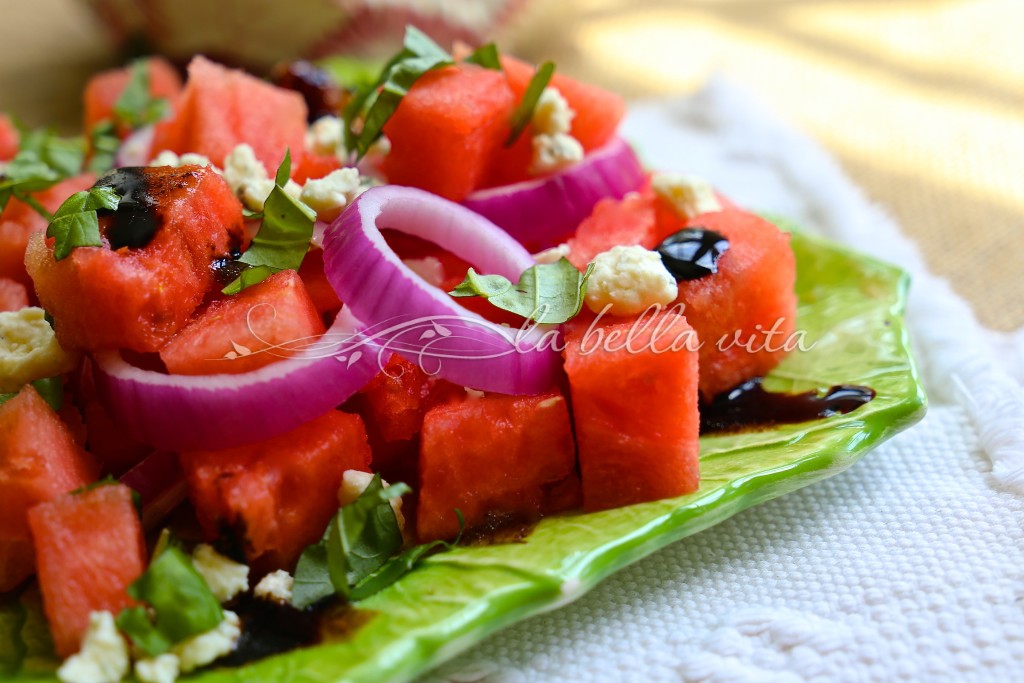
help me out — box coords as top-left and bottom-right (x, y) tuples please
(421, 78), (1024, 683)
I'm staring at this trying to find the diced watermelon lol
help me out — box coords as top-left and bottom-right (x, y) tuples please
(27, 483), (145, 657)
(0, 277), (28, 311)
(675, 210), (798, 398)
(502, 56), (626, 152)
(297, 247), (342, 317)
(0, 174), (95, 288)
(291, 150), (342, 184)
(26, 166), (245, 352)
(568, 192), (797, 398)
(0, 113), (19, 161)
(160, 269), (325, 375)
(0, 386), (99, 592)
(382, 63), (516, 201)
(180, 410), (372, 572)
(564, 309), (700, 511)
(151, 56), (307, 170)
(83, 57), (182, 136)
(417, 392), (577, 541)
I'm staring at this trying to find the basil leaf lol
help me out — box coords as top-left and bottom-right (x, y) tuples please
(86, 121), (119, 175)
(224, 149), (315, 294)
(0, 376), (63, 412)
(505, 61), (555, 146)
(464, 43), (501, 70)
(114, 60), (170, 129)
(118, 544), (223, 656)
(291, 525), (334, 610)
(348, 511), (464, 602)
(317, 56), (382, 90)
(0, 129), (86, 214)
(17, 127), (86, 179)
(345, 26), (454, 159)
(45, 186), (120, 260)
(450, 258), (594, 323)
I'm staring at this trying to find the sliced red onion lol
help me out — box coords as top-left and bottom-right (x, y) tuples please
(119, 450), (186, 530)
(462, 137), (646, 251)
(323, 186), (562, 395)
(115, 125), (155, 167)
(93, 308), (387, 451)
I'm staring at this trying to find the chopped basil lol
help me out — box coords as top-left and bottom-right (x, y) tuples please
(317, 56), (382, 91)
(0, 128), (87, 215)
(293, 475), (446, 609)
(465, 43), (501, 70)
(450, 258), (594, 324)
(45, 185), (120, 260)
(223, 149), (315, 294)
(116, 544), (223, 657)
(0, 376), (63, 412)
(506, 61), (555, 146)
(114, 60), (171, 129)
(344, 26), (454, 160)
(86, 121), (120, 175)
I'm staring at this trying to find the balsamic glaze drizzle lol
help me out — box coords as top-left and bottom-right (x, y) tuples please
(95, 168), (160, 250)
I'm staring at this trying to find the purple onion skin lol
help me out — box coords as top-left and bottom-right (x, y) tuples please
(462, 138), (646, 251)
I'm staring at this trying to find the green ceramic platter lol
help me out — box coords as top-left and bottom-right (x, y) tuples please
(1, 225), (927, 683)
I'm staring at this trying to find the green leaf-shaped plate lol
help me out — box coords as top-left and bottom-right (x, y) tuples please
(1, 226), (926, 683)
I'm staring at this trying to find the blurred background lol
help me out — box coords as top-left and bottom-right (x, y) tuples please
(0, 0), (1020, 329)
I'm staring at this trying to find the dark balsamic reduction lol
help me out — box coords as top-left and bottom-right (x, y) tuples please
(220, 595), (376, 667)
(272, 60), (348, 122)
(656, 227), (730, 281)
(95, 168), (160, 250)
(700, 378), (875, 435)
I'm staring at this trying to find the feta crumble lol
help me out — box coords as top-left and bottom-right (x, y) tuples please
(339, 470), (405, 532)
(134, 654), (180, 683)
(171, 610), (241, 673)
(531, 133), (584, 176)
(532, 243), (571, 265)
(191, 544), (249, 603)
(254, 569), (294, 604)
(0, 307), (79, 393)
(305, 115), (344, 157)
(651, 172), (723, 220)
(149, 151), (215, 169)
(584, 245), (678, 316)
(299, 167), (363, 221)
(57, 612), (129, 683)
(531, 87), (574, 136)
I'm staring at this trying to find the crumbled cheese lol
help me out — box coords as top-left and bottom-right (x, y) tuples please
(0, 307), (79, 393)
(149, 151), (215, 169)
(402, 256), (445, 287)
(171, 611), (241, 673)
(531, 133), (584, 175)
(190, 544), (249, 604)
(299, 167), (362, 221)
(584, 245), (678, 316)
(651, 172), (722, 220)
(134, 654), (180, 683)
(222, 144), (268, 193)
(254, 570), (294, 603)
(531, 87), (575, 136)
(57, 612), (129, 683)
(464, 387), (485, 400)
(338, 470), (405, 532)
(532, 243), (571, 265)
(305, 115), (344, 156)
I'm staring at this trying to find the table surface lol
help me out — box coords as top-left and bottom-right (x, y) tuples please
(0, 0), (1019, 331)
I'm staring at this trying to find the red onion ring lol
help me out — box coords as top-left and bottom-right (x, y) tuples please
(93, 308), (387, 451)
(462, 137), (646, 251)
(323, 185), (562, 394)
(115, 125), (155, 167)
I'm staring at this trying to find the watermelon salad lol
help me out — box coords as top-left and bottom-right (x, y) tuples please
(0, 27), (874, 683)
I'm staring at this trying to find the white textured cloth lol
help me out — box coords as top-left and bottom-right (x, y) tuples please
(421, 79), (1024, 682)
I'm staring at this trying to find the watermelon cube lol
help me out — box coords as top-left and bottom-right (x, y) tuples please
(83, 57), (182, 136)
(564, 309), (700, 511)
(0, 277), (28, 311)
(180, 410), (372, 572)
(160, 269), (325, 375)
(26, 165), (245, 352)
(382, 63), (516, 201)
(417, 393), (577, 542)
(27, 483), (146, 657)
(151, 55), (307, 170)
(0, 386), (99, 592)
